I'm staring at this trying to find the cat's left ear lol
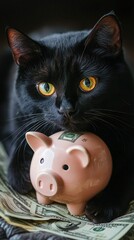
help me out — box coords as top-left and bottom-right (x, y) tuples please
(6, 27), (42, 66)
(86, 12), (122, 56)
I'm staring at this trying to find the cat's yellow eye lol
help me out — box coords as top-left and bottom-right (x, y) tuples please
(37, 82), (55, 96)
(79, 76), (97, 92)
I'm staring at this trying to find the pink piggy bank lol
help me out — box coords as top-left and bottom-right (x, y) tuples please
(26, 131), (112, 215)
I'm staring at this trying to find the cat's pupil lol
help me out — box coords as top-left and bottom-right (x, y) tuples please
(44, 83), (50, 92)
(84, 78), (90, 87)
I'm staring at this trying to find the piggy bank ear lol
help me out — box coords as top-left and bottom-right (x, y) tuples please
(25, 132), (52, 152)
(66, 145), (90, 168)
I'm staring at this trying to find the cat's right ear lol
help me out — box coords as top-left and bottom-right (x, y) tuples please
(82, 12), (122, 57)
(6, 27), (42, 66)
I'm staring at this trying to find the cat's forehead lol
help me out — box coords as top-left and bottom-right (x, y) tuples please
(39, 30), (90, 48)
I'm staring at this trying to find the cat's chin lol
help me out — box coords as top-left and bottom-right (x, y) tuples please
(59, 121), (84, 132)
(50, 116), (91, 133)
(52, 120), (79, 132)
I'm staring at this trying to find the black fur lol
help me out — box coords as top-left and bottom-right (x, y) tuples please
(0, 12), (134, 223)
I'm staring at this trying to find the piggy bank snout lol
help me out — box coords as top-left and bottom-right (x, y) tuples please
(36, 172), (62, 197)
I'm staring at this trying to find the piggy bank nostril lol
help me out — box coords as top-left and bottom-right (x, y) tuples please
(50, 184), (53, 191)
(39, 180), (43, 188)
(38, 181), (54, 191)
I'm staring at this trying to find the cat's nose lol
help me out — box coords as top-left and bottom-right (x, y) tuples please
(58, 99), (75, 115)
(57, 97), (76, 116)
(58, 105), (75, 116)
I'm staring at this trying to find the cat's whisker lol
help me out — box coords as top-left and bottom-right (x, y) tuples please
(12, 123), (41, 160)
(91, 108), (134, 116)
(3, 122), (30, 148)
(6, 112), (45, 122)
(81, 116), (98, 131)
(2, 116), (39, 143)
(8, 117), (46, 151)
(83, 110), (127, 139)
(85, 109), (134, 129)
(85, 114), (124, 142)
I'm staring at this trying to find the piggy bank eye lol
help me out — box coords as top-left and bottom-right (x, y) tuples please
(40, 158), (44, 164)
(62, 164), (69, 170)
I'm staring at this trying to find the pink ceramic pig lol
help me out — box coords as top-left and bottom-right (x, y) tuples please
(26, 131), (112, 215)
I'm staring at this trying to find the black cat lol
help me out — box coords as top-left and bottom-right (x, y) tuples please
(0, 12), (134, 223)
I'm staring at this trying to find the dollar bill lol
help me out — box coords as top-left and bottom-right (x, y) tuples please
(0, 211), (133, 240)
(0, 142), (134, 240)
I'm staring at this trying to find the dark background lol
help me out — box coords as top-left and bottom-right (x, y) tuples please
(0, 0), (134, 52)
